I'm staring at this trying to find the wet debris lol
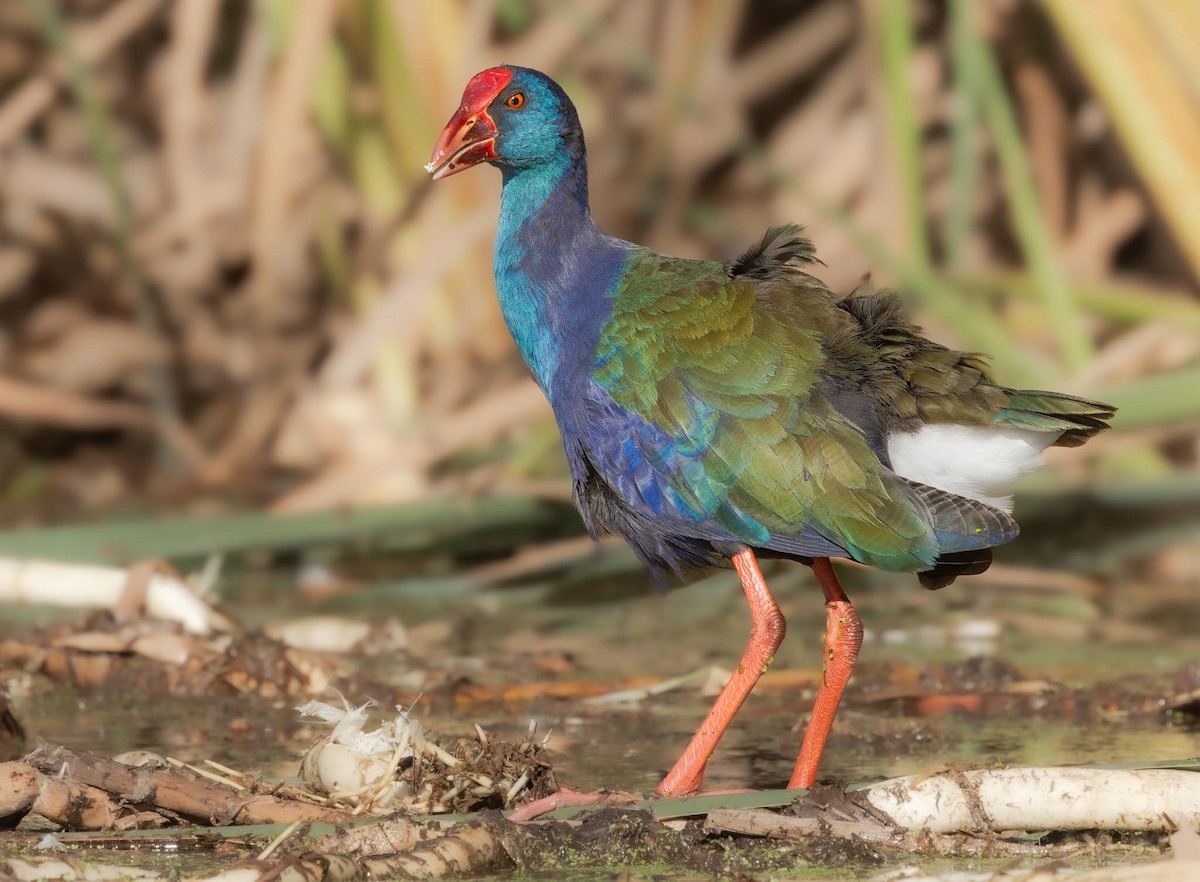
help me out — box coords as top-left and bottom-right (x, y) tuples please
(2, 744), (352, 830)
(0, 702), (555, 832)
(0, 605), (408, 701)
(0, 621), (348, 699)
(0, 691), (24, 762)
(298, 698), (556, 814)
(1168, 660), (1200, 716)
(3, 762), (1200, 879)
(856, 656), (1200, 723)
(265, 615), (408, 656)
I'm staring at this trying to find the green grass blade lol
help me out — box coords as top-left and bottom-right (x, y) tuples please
(877, 0), (929, 268)
(945, 0), (982, 266)
(0, 496), (577, 565)
(949, 271), (1200, 334)
(968, 19), (1091, 371)
(1097, 365), (1200, 430)
(523, 787), (806, 822)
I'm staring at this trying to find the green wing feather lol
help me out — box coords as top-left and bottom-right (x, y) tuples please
(590, 232), (1111, 577)
(594, 249), (977, 573)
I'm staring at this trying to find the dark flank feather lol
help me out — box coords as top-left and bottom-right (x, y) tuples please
(725, 224), (823, 279)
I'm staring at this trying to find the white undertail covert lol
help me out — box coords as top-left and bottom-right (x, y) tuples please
(887, 424), (1056, 513)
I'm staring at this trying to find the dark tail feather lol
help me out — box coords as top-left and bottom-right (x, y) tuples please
(899, 479), (1017, 589)
(900, 478), (1020, 552)
(919, 549), (993, 590)
(995, 390), (1115, 447)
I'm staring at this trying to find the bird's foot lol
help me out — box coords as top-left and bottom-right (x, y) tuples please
(656, 763), (706, 798)
(508, 786), (641, 822)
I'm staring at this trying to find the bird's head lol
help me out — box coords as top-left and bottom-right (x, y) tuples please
(426, 65), (580, 181)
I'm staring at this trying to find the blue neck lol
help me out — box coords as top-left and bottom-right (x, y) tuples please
(493, 152), (627, 400)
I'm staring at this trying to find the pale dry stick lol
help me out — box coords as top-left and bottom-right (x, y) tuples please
(641, 1), (743, 246)
(420, 742), (462, 770)
(111, 560), (157, 625)
(0, 151), (164, 225)
(801, 110), (877, 208)
(207, 370), (304, 486)
(584, 667), (726, 708)
(0, 373), (210, 475)
(318, 208), (496, 389)
(0, 559), (224, 636)
(419, 378), (550, 461)
(703, 807), (1067, 856)
(220, 6), (271, 168)
(0, 0), (165, 148)
(0, 372), (151, 431)
(133, 178), (243, 256)
(503, 771), (530, 807)
(731, 3), (856, 104)
(269, 378), (548, 514)
(257, 820), (303, 861)
(203, 759), (251, 782)
(1044, 0), (1200, 282)
(166, 757), (247, 791)
(1072, 322), (1195, 389)
(739, 50), (862, 191)
(3, 858), (166, 881)
(864, 767), (1200, 833)
(360, 823), (510, 879)
(249, 0), (338, 333)
(466, 534), (617, 585)
(1062, 188), (1147, 281)
(162, 0), (219, 245)
(265, 453), (419, 515)
(1014, 63), (1070, 239)
(497, 0), (624, 75)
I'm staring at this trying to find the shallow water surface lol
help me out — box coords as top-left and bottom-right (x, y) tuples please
(10, 553), (1198, 795)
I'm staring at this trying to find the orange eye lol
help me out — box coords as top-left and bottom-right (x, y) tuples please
(506, 92), (525, 109)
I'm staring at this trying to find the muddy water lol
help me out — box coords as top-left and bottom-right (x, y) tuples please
(6, 554), (1200, 795)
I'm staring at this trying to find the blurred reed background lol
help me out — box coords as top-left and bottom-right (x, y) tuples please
(0, 0), (1198, 588)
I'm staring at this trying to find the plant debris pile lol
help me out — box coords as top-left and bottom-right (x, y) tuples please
(298, 698), (557, 815)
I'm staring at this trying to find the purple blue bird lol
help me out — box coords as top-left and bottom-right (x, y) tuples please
(426, 66), (1114, 799)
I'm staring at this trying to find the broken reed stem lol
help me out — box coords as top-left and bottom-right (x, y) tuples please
(703, 808), (1064, 856)
(27, 745), (351, 827)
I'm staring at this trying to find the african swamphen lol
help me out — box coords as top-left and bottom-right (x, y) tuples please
(426, 66), (1114, 797)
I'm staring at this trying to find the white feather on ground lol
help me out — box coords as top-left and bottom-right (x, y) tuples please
(886, 424), (1056, 512)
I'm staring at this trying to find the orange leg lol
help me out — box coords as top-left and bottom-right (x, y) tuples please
(657, 548), (785, 797)
(788, 557), (863, 789)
